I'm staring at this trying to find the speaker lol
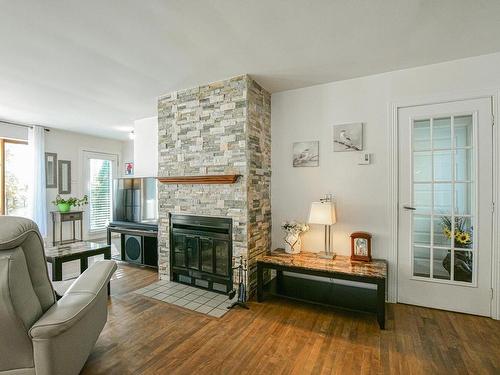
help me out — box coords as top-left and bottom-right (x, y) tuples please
(124, 235), (142, 264)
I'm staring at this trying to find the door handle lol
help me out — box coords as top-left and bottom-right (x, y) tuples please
(403, 205), (416, 211)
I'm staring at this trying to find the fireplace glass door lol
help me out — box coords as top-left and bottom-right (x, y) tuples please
(201, 237), (214, 273)
(173, 234), (186, 268)
(186, 235), (199, 270)
(170, 214), (233, 293)
(215, 240), (230, 276)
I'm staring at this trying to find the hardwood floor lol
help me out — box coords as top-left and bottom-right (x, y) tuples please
(82, 263), (500, 375)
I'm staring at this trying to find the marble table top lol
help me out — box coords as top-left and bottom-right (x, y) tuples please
(44, 241), (110, 259)
(258, 249), (387, 279)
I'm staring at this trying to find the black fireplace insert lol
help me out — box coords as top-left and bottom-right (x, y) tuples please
(169, 214), (232, 293)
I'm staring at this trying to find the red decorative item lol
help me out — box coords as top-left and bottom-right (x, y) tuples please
(350, 232), (372, 262)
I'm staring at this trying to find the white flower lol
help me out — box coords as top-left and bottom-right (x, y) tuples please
(282, 221), (309, 235)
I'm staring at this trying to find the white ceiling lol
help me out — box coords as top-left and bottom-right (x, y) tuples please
(1, 0), (500, 140)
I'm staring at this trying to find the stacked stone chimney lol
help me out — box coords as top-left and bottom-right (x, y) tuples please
(157, 75), (271, 295)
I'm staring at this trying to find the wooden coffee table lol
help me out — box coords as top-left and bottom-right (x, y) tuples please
(45, 241), (112, 282)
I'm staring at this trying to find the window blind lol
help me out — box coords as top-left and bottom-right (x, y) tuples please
(89, 158), (112, 231)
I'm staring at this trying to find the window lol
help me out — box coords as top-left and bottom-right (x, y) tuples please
(0, 139), (30, 216)
(412, 115), (475, 283)
(84, 151), (117, 232)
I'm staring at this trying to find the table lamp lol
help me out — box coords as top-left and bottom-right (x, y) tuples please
(308, 195), (336, 259)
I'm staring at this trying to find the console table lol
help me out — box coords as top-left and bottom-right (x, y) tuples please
(107, 222), (158, 268)
(50, 210), (84, 246)
(256, 249), (387, 329)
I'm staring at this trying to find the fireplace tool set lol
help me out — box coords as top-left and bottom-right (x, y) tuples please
(228, 255), (249, 310)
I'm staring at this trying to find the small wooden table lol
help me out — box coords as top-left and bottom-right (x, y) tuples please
(257, 249), (387, 329)
(50, 210), (84, 246)
(45, 241), (112, 283)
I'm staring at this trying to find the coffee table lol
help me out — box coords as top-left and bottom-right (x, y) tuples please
(45, 241), (112, 282)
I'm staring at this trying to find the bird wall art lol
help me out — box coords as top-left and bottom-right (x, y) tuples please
(292, 141), (319, 167)
(333, 123), (363, 152)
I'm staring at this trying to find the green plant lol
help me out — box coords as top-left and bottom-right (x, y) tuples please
(52, 194), (88, 208)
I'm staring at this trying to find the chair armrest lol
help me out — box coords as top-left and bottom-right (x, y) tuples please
(29, 260), (116, 339)
(52, 279), (75, 299)
(29, 292), (96, 339)
(66, 260), (116, 295)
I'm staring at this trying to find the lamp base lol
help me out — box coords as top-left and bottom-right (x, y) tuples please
(318, 251), (336, 260)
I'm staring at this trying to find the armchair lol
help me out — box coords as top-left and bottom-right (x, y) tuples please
(0, 216), (116, 375)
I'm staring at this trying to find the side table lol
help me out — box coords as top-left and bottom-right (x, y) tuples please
(50, 210), (84, 246)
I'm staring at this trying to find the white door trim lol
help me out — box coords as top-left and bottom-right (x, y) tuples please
(387, 89), (499, 319)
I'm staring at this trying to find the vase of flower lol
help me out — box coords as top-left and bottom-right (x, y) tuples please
(441, 216), (473, 249)
(441, 216), (473, 282)
(282, 221), (309, 254)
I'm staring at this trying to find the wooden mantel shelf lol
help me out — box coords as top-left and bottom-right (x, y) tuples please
(157, 174), (241, 185)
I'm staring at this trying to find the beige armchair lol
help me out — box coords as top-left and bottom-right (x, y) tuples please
(0, 216), (116, 375)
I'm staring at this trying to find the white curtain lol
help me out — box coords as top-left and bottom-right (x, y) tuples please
(28, 126), (47, 236)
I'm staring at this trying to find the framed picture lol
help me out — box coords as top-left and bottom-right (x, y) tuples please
(124, 162), (134, 175)
(333, 122), (363, 152)
(293, 141), (319, 167)
(45, 152), (57, 188)
(350, 231), (372, 262)
(58, 160), (71, 194)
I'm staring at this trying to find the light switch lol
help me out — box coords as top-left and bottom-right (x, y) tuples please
(358, 153), (371, 165)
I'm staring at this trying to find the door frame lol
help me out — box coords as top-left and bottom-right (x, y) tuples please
(387, 89), (500, 319)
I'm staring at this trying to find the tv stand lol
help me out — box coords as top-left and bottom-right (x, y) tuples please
(107, 222), (158, 268)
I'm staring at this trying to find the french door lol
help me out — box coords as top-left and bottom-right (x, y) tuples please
(83, 151), (118, 234)
(397, 98), (493, 316)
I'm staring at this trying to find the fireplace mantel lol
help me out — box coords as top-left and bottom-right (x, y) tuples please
(157, 174), (241, 184)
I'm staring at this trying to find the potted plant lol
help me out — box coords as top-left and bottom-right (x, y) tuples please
(52, 195), (88, 213)
(282, 221), (309, 254)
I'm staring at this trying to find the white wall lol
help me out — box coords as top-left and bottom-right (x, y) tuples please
(271, 52), (500, 260)
(121, 139), (134, 168)
(133, 116), (158, 177)
(44, 129), (123, 242)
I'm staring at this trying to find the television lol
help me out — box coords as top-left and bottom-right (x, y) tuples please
(112, 177), (158, 227)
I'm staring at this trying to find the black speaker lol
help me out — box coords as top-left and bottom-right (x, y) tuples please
(124, 235), (142, 264)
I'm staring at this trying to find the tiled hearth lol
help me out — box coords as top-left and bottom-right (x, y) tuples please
(134, 280), (237, 318)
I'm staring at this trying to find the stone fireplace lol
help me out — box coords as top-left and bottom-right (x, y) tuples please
(157, 75), (271, 296)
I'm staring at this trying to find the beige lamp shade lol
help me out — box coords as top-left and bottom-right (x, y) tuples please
(308, 201), (337, 225)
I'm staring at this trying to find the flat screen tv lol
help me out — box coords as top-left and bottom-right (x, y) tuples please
(112, 177), (158, 225)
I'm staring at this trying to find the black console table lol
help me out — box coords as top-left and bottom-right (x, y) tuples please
(257, 249), (387, 329)
(107, 222), (158, 268)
